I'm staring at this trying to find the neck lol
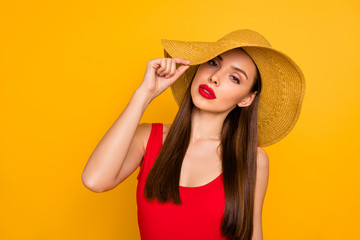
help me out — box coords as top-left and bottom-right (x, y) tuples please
(190, 107), (230, 143)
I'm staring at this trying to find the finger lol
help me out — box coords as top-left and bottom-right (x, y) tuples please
(165, 59), (176, 78)
(168, 65), (190, 85)
(172, 57), (191, 65)
(156, 58), (166, 75)
(162, 58), (172, 76)
(158, 58), (170, 76)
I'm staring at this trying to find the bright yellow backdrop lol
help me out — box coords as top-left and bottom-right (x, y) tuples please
(1, 0), (359, 239)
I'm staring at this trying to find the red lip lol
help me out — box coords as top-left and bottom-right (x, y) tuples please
(199, 84), (216, 99)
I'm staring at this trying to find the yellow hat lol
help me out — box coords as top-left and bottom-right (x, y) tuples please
(161, 29), (306, 147)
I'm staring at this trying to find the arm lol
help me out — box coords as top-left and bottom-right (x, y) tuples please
(81, 89), (151, 193)
(81, 57), (190, 193)
(252, 147), (270, 240)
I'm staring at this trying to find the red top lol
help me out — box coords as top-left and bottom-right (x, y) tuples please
(136, 123), (227, 240)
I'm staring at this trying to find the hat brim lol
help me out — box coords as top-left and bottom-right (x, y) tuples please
(161, 37), (305, 147)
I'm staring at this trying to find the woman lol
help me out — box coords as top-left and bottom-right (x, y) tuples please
(82, 29), (306, 240)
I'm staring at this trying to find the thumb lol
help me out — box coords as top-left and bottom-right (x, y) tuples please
(168, 65), (190, 85)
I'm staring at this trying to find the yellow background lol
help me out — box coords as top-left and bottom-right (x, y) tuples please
(1, 0), (359, 239)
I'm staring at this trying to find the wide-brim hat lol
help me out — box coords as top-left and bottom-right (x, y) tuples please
(161, 29), (305, 147)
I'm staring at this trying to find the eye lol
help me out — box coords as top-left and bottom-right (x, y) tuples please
(231, 75), (240, 84)
(208, 59), (218, 67)
(208, 59), (240, 84)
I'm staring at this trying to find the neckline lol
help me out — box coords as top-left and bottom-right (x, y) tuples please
(159, 123), (223, 190)
(179, 173), (223, 189)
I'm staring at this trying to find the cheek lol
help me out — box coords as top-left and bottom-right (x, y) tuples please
(190, 73), (203, 95)
(218, 86), (246, 104)
(190, 80), (197, 97)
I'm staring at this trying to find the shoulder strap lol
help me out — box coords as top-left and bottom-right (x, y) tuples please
(137, 123), (163, 181)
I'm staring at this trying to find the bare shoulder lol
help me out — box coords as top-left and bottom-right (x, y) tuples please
(137, 123), (172, 150)
(162, 123), (172, 143)
(257, 146), (269, 169)
(254, 147), (269, 207)
(253, 147), (269, 238)
(163, 123), (172, 134)
(255, 147), (269, 199)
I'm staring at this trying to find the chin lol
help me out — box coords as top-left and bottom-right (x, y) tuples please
(191, 96), (229, 114)
(191, 88), (211, 109)
(192, 97), (238, 117)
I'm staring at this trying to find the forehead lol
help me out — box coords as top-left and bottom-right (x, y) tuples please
(220, 48), (253, 62)
(218, 48), (257, 79)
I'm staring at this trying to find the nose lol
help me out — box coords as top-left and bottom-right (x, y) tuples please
(208, 74), (219, 85)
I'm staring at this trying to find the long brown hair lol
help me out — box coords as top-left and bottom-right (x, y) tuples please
(144, 48), (262, 240)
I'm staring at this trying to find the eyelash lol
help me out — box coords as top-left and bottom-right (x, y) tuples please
(208, 60), (240, 84)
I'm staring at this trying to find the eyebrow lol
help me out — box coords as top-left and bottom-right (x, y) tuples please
(216, 55), (248, 80)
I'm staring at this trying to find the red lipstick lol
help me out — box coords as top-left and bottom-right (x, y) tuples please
(198, 84), (216, 99)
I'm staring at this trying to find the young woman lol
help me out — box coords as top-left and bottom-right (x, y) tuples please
(82, 29), (306, 240)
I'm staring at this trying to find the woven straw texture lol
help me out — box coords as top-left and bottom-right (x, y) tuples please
(161, 29), (305, 147)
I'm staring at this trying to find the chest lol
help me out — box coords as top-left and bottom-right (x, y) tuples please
(179, 140), (222, 187)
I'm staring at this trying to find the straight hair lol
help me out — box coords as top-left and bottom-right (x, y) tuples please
(144, 49), (262, 240)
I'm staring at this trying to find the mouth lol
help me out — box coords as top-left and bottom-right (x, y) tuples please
(198, 84), (216, 99)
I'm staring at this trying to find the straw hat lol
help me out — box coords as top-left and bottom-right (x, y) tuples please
(161, 29), (305, 147)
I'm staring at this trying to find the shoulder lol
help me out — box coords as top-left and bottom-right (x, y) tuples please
(255, 147), (269, 196)
(253, 147), (269, 239)
(163, 123), (172, 134)
(255, 147), (269, 189)
(137, 123), (172, 150)
(139, 123), (171, 133)
(256, 146), (269, 169)
(254, 147), (269, 200)
(137, 122), (152, 134)
(162, 123), (172, 143)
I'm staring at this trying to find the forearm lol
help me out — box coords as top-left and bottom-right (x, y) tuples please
(81, 88), (152, 190)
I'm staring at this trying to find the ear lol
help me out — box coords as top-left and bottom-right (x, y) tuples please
(237, 91), (258, 108)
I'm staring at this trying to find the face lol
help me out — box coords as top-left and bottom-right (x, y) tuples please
(190, 48), (258, 114)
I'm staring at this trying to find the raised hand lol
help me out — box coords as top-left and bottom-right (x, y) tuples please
(138, 57), (190, 101)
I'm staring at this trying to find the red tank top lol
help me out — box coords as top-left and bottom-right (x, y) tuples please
(136, 123), (227, 240)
